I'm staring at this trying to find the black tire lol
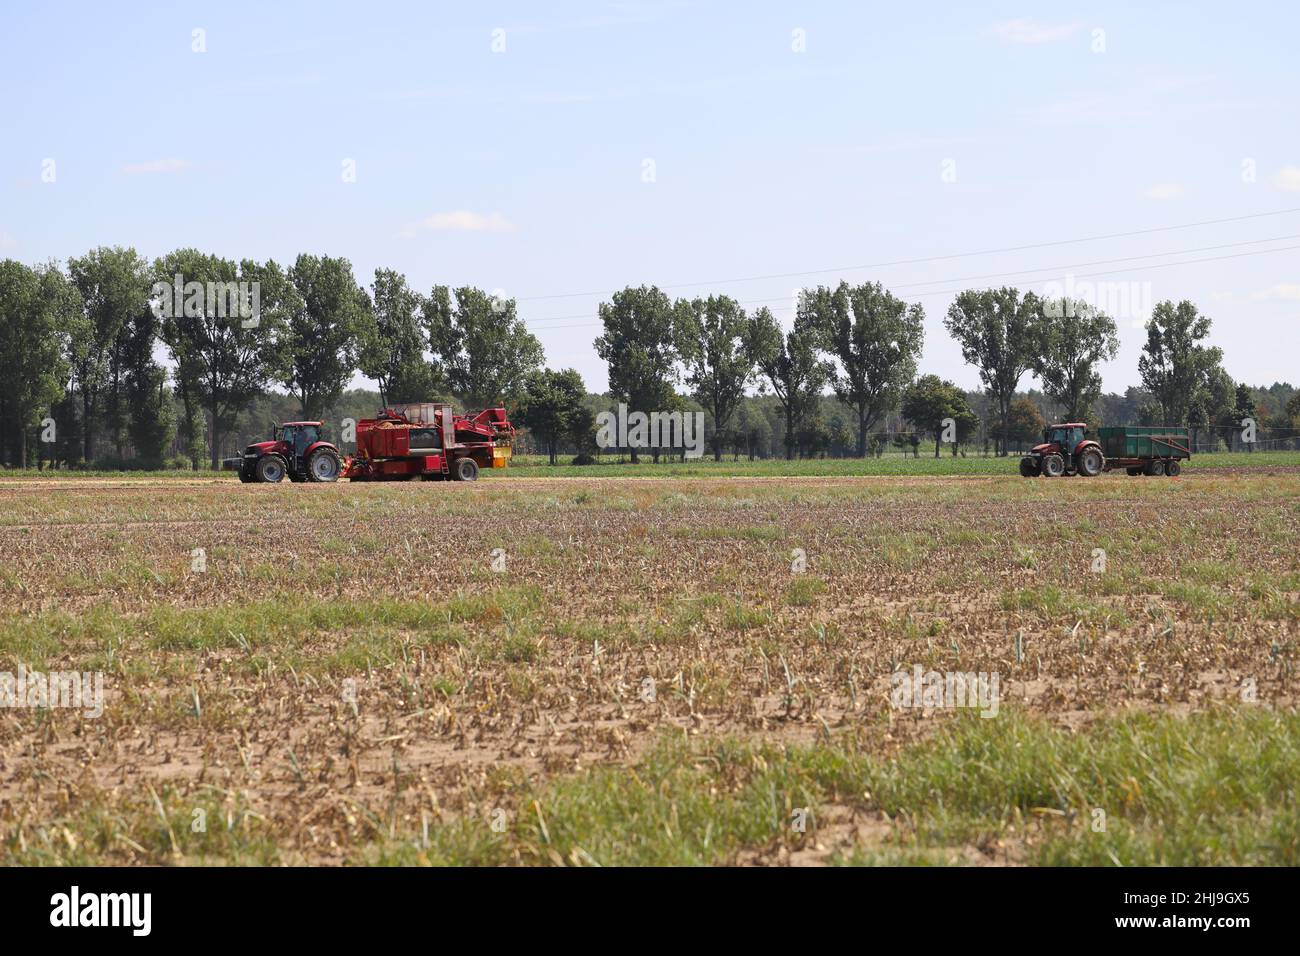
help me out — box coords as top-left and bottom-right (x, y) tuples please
(1041, 453), (1065, 478)
(1077, 446), (1104, 477)
(453, 457), (479, 482)
(255, 454), (287, 483)
(238, 467), (254, 483)
(1166, 460), (1181, 477)
(306, 448), (342, 483)
(1019, 457), (1040, 478)
(1146, 459), (1166, 477)
(1126, 467), (1142, 476)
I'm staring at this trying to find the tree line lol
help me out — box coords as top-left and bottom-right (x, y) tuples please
(590, 282), (1297, 460)
(1, 247), (1297, 469)
(0, 249), (542, 469)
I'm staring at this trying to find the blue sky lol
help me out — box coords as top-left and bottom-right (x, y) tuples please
(2, 1), (1297, 394)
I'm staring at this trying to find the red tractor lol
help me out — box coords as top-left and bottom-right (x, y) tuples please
(1019, 422), (1105, 478)
(227, 421), (345, 483)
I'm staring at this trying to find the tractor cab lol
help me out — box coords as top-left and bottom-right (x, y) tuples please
(1041, 424), (1085, 453)
(278, 423), (321, 468)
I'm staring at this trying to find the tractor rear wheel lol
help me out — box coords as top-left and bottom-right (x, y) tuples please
(1077, 447), (1104, 477)
(1147, 459), (1166, 477)
(307, 448), (342, 482)
(255, 454), (287, 483)
(1041, 453), (1065, 478)
(1019, 457), (1040, 478)
(1166, 460), (1181, 477)
(1071, 447), (1102, 478)
(453, 457), (479, 482)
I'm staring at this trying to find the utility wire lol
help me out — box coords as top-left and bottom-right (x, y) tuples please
(516, 206), (1300, 303)
(521, 239), (1300, 331)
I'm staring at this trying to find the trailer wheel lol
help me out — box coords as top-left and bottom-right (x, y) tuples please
(307, 448), (342, 482)
(453, 457), (479, 482)
(1077, 447), (1104, 477)
(1166, 460), (1181, 477)
(1041, 453), (1065, 478)
(1146, 459), (1166, 477)
(1019, 457), (1041, 478)
(255, 454), (287, 483)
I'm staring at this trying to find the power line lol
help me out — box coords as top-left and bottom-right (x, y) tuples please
(516, 206), (1300, 303)
(521, 239), (1300, 331)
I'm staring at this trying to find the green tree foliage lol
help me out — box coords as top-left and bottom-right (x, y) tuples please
(66, 247), (152, 462)
(0, 261), (74, 467)
(283, 254), (368, 420)
(516, 368), (588, 464)
(747, 306), (830, 460)
(989, 396), (1047, 452)
(121, 300), (174, 468)
(594, 285), (680, 463)
(944, 287), (1040, 456)
(157, 250), (292, 468)
(1287, 393), (1300, 427)
(440, 288), (543, 409)
(807, 281), (925, 457)
(358, 269), (439, 405)
(1138, 300), (1224, 426)
(675, 294), (755, 461)
(901, 374), (980, 457)
(1032, 298), (1119, 423)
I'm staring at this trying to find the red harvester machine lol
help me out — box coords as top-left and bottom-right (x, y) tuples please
(345, 402), (513, 482)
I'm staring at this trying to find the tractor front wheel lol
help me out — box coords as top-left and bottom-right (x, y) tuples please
(1077, 447), (1104, 477)
(307, 448), (342, 482)
(1019, 457), (1040, 478)
(453, 457), (479, 482)
(255, 454), (287, 483)
(1041, 453), (1065, 478)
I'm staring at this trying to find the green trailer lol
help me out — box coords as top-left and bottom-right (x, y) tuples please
(1096, 425), (1191, 477)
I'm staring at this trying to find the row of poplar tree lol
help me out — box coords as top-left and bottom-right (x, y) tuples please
(0, 245), (1286, 468)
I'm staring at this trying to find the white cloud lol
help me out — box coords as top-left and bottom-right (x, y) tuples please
(988, 19), (1084, 44)
(0, 230), (16, 251)
(120, 159), (192, 175)
(1143, 182), (1184, 201)
(1271, 166), (1300, 192)
(399, 210), (518, 238)
(1251, 283), (1300, 302)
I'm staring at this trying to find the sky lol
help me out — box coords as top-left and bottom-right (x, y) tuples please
(2, 1), (1298, 396)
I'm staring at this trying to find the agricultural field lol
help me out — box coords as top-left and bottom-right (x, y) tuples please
(0, 463), (1296, 866)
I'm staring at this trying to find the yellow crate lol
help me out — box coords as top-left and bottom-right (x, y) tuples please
(491, 446), (511, 468)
